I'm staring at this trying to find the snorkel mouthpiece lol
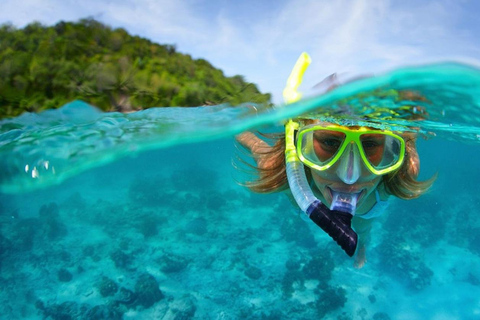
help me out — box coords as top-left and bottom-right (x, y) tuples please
(307, 201), (358, 257)
(330, 191), (359, 215)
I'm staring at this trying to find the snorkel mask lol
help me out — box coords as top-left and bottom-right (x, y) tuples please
(283, 53), (405, 256)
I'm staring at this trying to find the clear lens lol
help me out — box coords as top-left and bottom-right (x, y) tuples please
(361, 133), (402, 170)
(300, 129), (346, 166)
(298, 128), (403, 172)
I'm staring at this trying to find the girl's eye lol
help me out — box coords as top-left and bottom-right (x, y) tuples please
(321, 139), (342, 150)
(312, 130), (346, 160)
(361, 134), (385, 152)
(362, 140), (380, 150)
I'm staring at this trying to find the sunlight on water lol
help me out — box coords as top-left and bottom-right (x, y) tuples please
(1, 62), (480, 319)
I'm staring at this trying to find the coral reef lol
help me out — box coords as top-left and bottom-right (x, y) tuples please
(163, 295), (197, 319)
(134, 273), (164, 308)
(280, 214), (317, 249)
(281, 250), (335, 300)
(110, 249), (133, 270)
(373, 312), (392, 320)
(204, 192), (228, 211)
(377, 235), (433, 291)
(115, 287), (137, 307)
(96, 276), (119, 297)
(312, 286), (347, 318)
(85, 304), (122, 320)
(158, 252), (190, 273)
(37, 301), (89, 320)
(244, 265), (262, 280)
(281, 268), (304, 298)
(57, 268), (73, 282)
(302, 250), (334, 283)
(36, 300), (123, 320)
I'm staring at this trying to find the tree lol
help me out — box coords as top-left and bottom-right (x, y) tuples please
(0, 19), (271, 119)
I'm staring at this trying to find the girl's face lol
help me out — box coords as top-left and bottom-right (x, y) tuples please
(296, 120), (400, 209)
(310, 147), (383, 209)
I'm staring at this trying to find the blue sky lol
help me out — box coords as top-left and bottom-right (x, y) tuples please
(1, 0), (480, 103)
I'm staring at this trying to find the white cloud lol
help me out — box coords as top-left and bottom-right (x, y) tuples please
(240, 0), (480, 102)
(1, 0), (479, 103)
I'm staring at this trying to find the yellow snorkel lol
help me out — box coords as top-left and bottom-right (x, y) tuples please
(283, 53), (358, 257)
(284, 52), (310, 166)
(283, 52), (311, 104)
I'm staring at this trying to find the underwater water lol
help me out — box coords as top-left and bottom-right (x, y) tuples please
(1, 63), (480, 319)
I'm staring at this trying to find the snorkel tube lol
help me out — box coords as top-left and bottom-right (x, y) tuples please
(283, 53), (358, 257)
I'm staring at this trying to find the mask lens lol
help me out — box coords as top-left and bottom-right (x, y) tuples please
(297, 126), (404, 173)
(299, 130), (346, 166)
(360, 133), (402, 170)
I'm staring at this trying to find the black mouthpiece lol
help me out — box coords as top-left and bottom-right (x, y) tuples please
(307, 200), (358, 257)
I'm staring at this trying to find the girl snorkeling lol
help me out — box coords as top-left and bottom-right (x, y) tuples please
(236, 53), (435, 268)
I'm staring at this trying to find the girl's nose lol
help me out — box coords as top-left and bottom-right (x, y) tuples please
(335, 142), (361, 184)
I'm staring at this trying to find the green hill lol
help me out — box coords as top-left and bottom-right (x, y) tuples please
(0, 19), (271, 118)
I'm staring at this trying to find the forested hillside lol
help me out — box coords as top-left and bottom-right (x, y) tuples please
(0, 19), (271, 118)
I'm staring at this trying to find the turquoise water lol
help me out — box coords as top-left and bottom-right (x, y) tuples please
(1, 63), (480, 319)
